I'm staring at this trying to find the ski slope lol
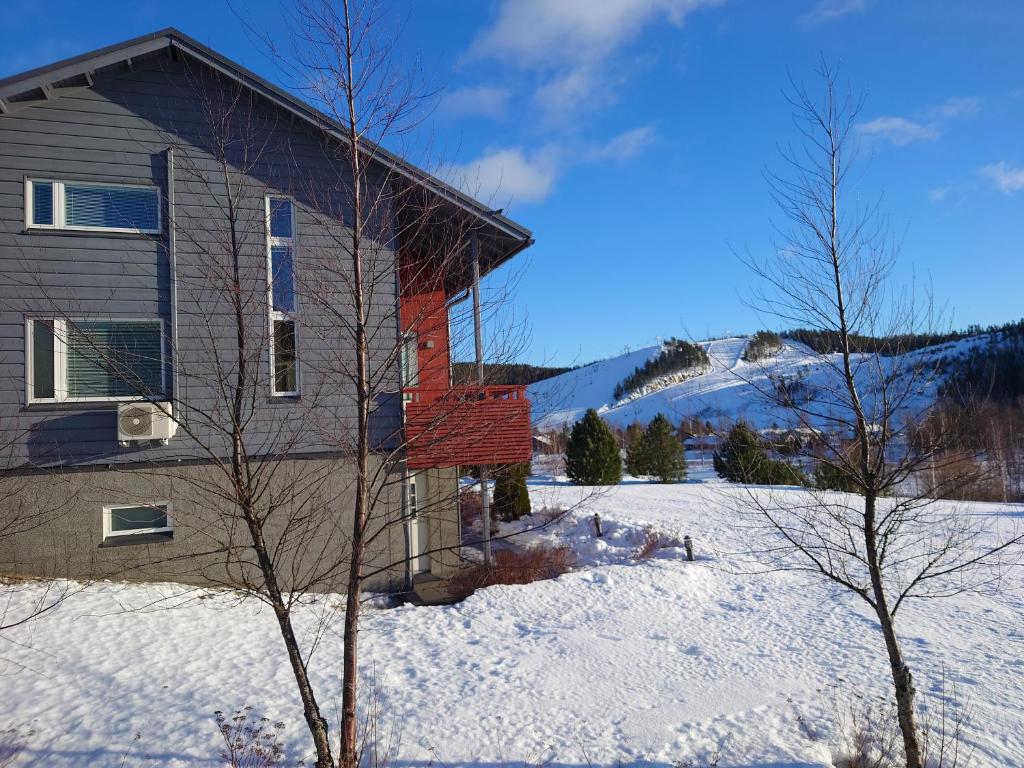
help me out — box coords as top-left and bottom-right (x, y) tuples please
(529, 335), (986, 430)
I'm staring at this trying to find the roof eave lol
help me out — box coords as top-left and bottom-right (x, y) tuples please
(0, 27), (533, 247)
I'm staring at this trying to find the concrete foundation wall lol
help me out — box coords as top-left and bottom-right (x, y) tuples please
(420, 466), (462, 577)
(0, 455), (411, 593)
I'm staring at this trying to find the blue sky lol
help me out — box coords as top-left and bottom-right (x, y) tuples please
(3, 1), (1022, 365)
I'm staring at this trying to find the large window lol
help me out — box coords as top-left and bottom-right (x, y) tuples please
(27, 318), (164, 403)
(103, 502), (173, 539)
(26, 179), (160, 234)
(266, 196), (298, 395)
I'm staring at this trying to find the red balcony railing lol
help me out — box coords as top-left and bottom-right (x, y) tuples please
(404, 385), (532, 469)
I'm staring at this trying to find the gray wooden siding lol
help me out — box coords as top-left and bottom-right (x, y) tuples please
(0, 52), (402, 468)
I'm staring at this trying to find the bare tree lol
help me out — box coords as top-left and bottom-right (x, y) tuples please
(736, 61), (1022, 768)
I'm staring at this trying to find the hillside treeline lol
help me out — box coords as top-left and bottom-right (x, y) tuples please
(613, 339), (709, 400)
(451, 362), (574, 386)
(783, 318), (1024, 356)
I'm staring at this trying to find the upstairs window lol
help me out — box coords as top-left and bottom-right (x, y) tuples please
(27, 318), (165, 403)
(26, 179), (160, 234)
(400, 333), (419, 388)
(266, 196), (298, 395)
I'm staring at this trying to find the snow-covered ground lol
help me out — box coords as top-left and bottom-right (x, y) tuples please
(529, 335), (990, 430)
(2, 465), (1023, 767)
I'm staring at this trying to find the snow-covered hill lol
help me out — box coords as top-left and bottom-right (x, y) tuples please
(529, 334), (988, 430)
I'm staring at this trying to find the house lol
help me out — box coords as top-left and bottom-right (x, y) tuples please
(0, 29), (533, 592)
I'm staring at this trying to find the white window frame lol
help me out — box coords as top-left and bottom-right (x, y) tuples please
(25, 178), (162, 235)
(25, 316), (166, 404)
(265, 195), (300, 396)
(102, 501), (173, 539)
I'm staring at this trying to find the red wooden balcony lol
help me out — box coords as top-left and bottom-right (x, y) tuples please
(404, 385), (532, 469)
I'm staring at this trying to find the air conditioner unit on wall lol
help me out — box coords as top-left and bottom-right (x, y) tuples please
(117, 402), (177, 445)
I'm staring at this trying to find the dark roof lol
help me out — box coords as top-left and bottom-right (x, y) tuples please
(0, 27), (533, 261)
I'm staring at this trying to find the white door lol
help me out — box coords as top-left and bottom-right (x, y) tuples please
(408, 473), (430, 574)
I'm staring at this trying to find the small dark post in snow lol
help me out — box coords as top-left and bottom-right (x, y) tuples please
(683, 535), (694, 561)
(592, 513), (603, 538)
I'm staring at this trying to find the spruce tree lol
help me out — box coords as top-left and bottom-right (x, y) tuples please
(624, 422), (649, 476)
(565, 409), (622, 485)
(714, 422), (804, 486)
(493, 463), (532, 521)
(640, 413), (687, 483)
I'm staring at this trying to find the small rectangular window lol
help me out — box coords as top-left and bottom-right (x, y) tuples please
(400, 333), (419, 388)
(269, 198), (294, 238)
(31, 319), (56, 399)
(270, 246), (296, 313)
(27, 318), (164, 403)
(27, 179), (160, 234)
(32, 181), (54, 226)
(266, 196), (299, 396)
(104, 502), (172, 538)
(273, 319), (297, 394)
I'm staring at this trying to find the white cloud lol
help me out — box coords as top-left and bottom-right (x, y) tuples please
(928, 185), (951, 202)
(446, 126), (657, 207)
(533, 67), (604, 117)
(470, 0), (722, 68)
(439, 85), (510, 120)
(857, 117), (939, 146)
(447, 147), (560, 206)
(928, 97), (980, 121)
(980, 161), (1024, 194)
(858, 96), (979, 148)
(469, 0), (723, 120)
(799, 0), (865, 26)
(589, 125), (658, 161)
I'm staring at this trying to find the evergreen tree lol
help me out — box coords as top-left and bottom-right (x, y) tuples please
(493, 463), (532, 521)
(565, 409), (622, 485)
(633, 413), (686, 483)
(625, 434), (649, 476)
(714, 422), (805, 486)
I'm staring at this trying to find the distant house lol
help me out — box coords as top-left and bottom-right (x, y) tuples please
(0, 29), (533, 591)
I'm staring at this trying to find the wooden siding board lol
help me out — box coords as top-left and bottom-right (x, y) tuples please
(0, 54), (402, 469)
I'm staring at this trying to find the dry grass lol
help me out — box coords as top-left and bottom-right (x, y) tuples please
(634, 529), (684, 561)
(445, 545), (576, 601)
(214, 707), (285, 768)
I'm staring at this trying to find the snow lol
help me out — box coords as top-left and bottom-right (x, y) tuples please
(2, 466), (1023, 767)
(529, 335), (991, 431)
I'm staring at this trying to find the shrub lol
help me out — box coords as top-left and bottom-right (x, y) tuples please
(493, 463), (531, 521)
(444, 545), (576, 600)
(627, 414), (686, 483)
(634, 529), (684, 560)
(214, 707), (285, 768)
(714, 422), (805, 486)
(565, 408), (622, 485)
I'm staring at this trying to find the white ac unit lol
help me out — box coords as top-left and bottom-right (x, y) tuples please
(117, 402), (177, 445)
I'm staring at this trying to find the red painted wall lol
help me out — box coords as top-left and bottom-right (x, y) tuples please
(399, 257), (450, 393)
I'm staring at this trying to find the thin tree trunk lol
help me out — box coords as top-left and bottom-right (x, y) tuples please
(864, 491), (923, 768)
(339, 1), (368, 763)
(223, 162), (335, 768)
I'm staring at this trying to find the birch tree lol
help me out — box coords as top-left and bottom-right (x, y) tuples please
(738, 61), (1022, 768)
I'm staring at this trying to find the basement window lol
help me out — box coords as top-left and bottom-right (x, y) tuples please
(103, 502), (173, 539)
(26, 179), (161, 234)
